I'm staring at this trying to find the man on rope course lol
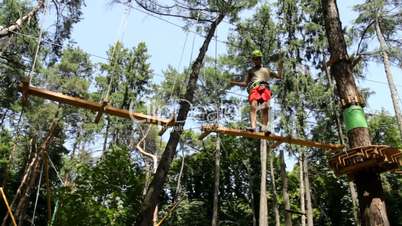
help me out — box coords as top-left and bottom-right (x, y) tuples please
(231, 50), (283, 133)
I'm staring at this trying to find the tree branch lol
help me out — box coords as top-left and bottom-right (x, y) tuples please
(0, 0), (45, 38)
(128, 0), (215, 23)
(355, 20), (375, 56)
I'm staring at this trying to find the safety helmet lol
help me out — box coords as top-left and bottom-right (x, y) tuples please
(251, 50), (263, 58)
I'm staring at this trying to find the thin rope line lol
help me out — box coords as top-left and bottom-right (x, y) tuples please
(104, 5), (132, 101)
(28, 28), (43, 83)
(168, 31), (190, 103)
(48, 156), (64, 185)
(10, 30), (109, 61)
(31, 163), (44, 226)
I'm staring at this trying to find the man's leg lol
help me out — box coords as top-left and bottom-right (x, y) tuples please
(261, 102), (270, 133)
(250, 100), (258, 129)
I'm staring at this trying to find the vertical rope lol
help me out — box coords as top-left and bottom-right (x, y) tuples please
(28, 28), (42, 84)
(103, 5), (132, 101)
(31, 163), (44, 226)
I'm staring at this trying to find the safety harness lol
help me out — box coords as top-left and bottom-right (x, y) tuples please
(247, 81), (270, 93)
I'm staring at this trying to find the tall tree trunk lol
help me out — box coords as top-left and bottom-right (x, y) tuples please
(375, 18), (402, 139)
(324, 62), (346, 144)
(259, 140), (268, 226)
(299, 151), (306, 226)
(325, 59), (360, 225)
(349, 181), (361, 226)
(280, 149), (292, 226)
(269, 149), (280, 226)
(303, 153), (313, 226)
(321, 1), (390, 225)
(133, 14), (225, 226)
(211, 136), (220, 226)
(2, 119), (59, 226)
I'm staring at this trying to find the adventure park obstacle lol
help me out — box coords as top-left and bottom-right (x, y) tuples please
(329, 145), (402, 176)
(19, 82), (401, 176)
(199, 124), (345, 151)
(19, 81), (175, 129)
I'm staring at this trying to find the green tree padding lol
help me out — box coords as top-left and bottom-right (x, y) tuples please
(343, 105), (368, 132)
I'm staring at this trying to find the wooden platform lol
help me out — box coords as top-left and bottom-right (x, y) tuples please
(329, 145), (402, 176)
(199, 124), (345, 151)
(19, 82), (176, 127)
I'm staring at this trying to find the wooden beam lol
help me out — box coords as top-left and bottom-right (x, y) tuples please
(19, 84), (175, 127)
(94, 100), (108, 123)
(200, 124), (345, 151)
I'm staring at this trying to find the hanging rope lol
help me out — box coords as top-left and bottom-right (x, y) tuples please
(28, 28), (43, 84)
(31, 163), (44, 226)
(168, 30), (189, 102)
(47, 155), (64, 185)
(169, 10), (200, 113)
(103, 5), (132, 102)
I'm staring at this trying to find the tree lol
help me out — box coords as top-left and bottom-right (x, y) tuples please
(352, 0), (402, 140)
(368, 111), (402, 226)
(97, 41), (153, 151)
(57, 145), (145, 226)
(0, 0), (45, 38)
(110, 1), (258, 225)
(321, 0), (391, 225)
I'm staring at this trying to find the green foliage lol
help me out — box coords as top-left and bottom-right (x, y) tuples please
(0, 130), (12, 181)
(382, 172), (402, 226)
(352, 0), (402, 66)
(369, 110), (402, 148)
(57, 145), (145, 225)
(368, 110), (402, 225)
(226, 4), (278, 79)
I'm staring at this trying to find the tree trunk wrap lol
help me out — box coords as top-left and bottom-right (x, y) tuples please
(343, 105), (368, 133)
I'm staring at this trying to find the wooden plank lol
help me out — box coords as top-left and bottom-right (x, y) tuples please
(201, 124), (344, 151)
(20, 84), (175, 127)
(328, 145), (402, 175)
(94, 100), (108, 123)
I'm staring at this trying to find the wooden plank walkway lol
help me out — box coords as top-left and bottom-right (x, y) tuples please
(199, 124), (345, 151)
(20, 82), (175, 127)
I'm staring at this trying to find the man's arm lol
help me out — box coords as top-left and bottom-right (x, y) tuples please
(231, 71), (252, 87)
